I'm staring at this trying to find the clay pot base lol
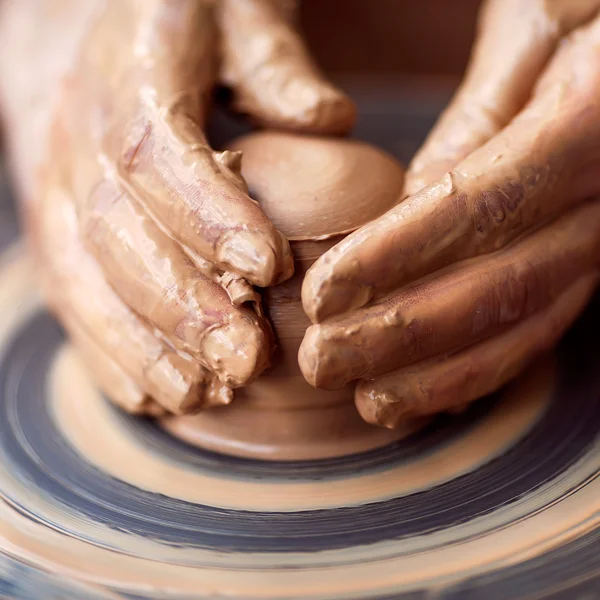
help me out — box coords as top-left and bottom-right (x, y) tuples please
(2, 249), (600, 598)
(161, 401), (417, 460)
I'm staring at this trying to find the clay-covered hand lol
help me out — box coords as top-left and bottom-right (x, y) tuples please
(0, 0), (355, 415)
(299, 0), (600, 427)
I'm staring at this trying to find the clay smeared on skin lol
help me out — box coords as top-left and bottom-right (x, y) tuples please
(0, 0), (355, 415)
(39, 184), (233, 414)
(217, 0), (356, 134)
(404, 0), (600, 197)
(299, 5), (600, 427)
(162, 131), (410, 459)
(299, 200), (600, 391)
(355, 273), (599, 428)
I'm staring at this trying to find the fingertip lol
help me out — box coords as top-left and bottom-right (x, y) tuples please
(355, 378), (426, 429)
(354, 382), (379, 425)
(217, 228), (294, 287)
(177, 374), (234, 414)
(298, 324), (366, 390)
(300, 267), (321, 323)
(354, 382), (401, 429)
(298, 325), (326, 387)
(145, 353), (203, 415)
(218, 0), (356, 135)
(316, 86), (357, 135)
(300, 271), (340, 324)
(201, 316), (272, 387)
(281, 78), (357, 135)
(302, 266), (372, 323)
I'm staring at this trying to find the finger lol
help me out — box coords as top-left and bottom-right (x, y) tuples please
(82, 177), (272, 387)
(299, 200), (600, 389)
(65, 315), (152, 415)
(119, 95), (294, 287)
(303, 17), (600, 323)
(71, 317), (230, 415)
(404, 0), (600, 196)
(42, 188), (232, 413)
(111, 0), (293, 286)
(217, 0), (356, 134)
(356, 272), (599, 428)
(68, 316), (174, 418)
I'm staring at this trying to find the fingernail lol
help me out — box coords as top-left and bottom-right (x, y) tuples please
(214, 150), (243, 174)
(298, 324), (371, 390)
(218, 230), (292, 287)
(201, 319), (270, 387)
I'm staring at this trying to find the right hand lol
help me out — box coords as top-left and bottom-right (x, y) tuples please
(0, 0), (355, 415)
(299, 0), (600, 428)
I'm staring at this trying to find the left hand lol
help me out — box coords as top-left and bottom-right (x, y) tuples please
(299, 0), (600, 428)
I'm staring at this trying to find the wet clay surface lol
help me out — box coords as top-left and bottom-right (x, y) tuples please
(163, 132), (412, 459)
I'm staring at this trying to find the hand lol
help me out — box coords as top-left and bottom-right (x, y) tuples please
(0, 0), (355, 415)
(299, 0), (600, 428)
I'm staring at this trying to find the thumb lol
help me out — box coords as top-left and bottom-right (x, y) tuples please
(404, 0), (600, 196)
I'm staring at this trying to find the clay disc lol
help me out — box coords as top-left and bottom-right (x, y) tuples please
(0, 248), (599, 599)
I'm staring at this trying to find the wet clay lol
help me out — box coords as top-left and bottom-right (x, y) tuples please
(162, 132), (412, 459)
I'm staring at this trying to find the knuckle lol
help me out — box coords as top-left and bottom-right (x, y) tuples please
(471, 166), (551, 236)
(403, 318), (428, 361)
(472, 183), (524, 234)
(474, 261), (549, 334)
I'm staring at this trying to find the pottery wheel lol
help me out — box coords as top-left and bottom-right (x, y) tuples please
(1, 97), (600, 599)
(0, 246), (597, 599)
